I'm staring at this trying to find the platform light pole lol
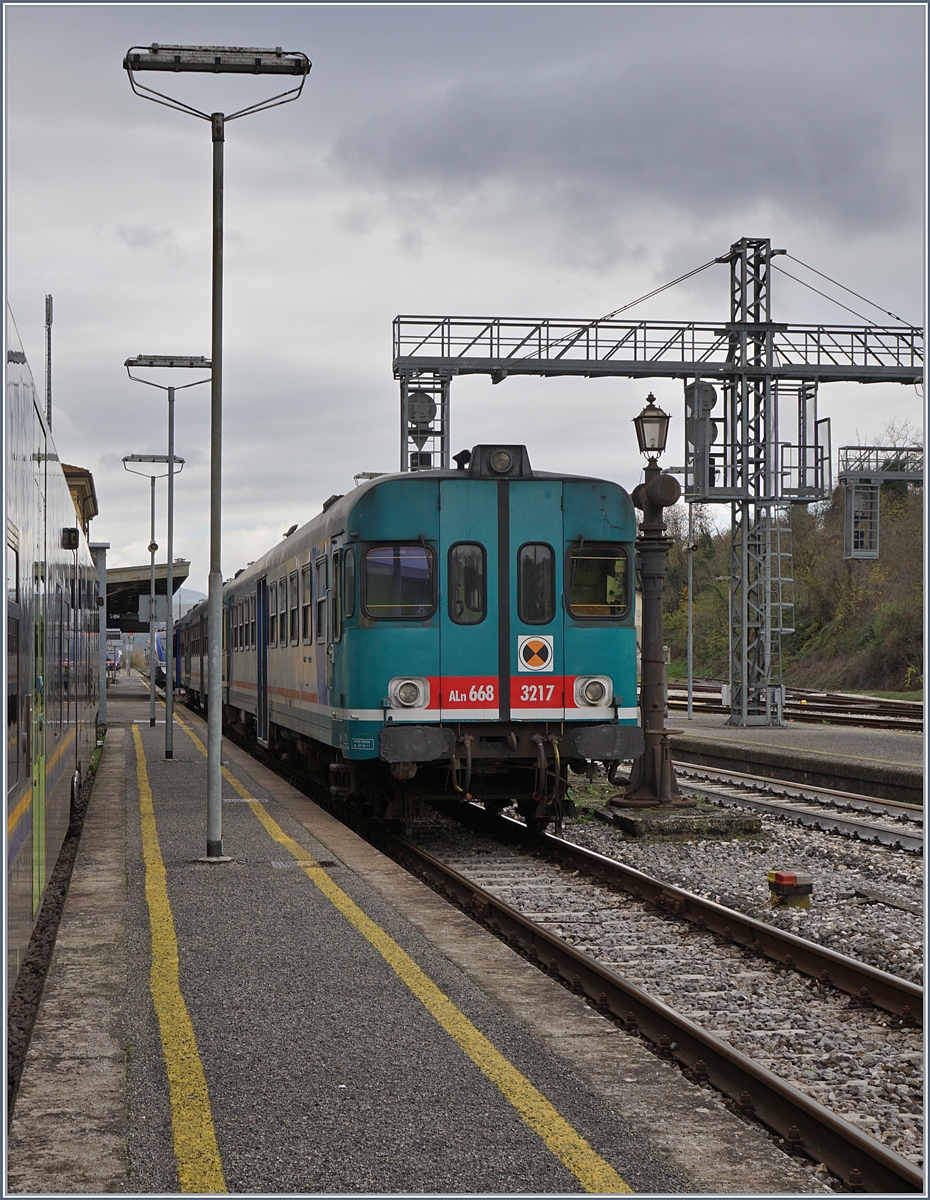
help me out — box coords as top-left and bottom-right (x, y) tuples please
(616, 395), (695, 809)
(123, 455), (184, 727)
(124, 44), (311, 859)
(125, 356), (210, 759)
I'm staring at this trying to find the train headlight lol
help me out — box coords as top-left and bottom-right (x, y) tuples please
(574, 676), (612, 707)
(389, 677), (428, 708)
(488, 449), (513, 474)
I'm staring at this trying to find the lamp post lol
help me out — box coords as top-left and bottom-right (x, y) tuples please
(124, 43), (310, 861)
(125, 357), (210, 759)
(615, 395), (695, 808)
(123, 455), (184, 727)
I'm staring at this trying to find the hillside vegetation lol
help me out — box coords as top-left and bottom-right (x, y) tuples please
(661, 483), (923, 693)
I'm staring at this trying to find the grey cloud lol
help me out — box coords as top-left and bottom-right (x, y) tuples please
(328, 28), (922, 250)
(117, 223), (184, 262)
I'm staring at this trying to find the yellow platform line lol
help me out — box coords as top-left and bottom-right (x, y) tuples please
(172, 715), (630, 1194)
(132, 724), (227, 1193)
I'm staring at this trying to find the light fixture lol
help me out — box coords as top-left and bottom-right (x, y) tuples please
(633, 393), (671, 459)
(489, 449), (513, 474)
(390, 678), (427, 708)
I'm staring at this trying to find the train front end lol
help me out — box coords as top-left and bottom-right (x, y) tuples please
(339, 446), (642, 829)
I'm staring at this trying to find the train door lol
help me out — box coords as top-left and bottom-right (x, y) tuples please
(509, 479), (565, 720)
(438, 479), (499, 720)
(256, 577), (269, 744)
(329, 547), (343, 700)
(31, 408), (47, 912)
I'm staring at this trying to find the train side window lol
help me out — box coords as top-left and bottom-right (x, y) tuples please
(315, 558), (328, 642)
(517, 543), (554, 624)
(448, 542), (486, 625)
(7, 540), (19, 604)
(289, 572), (299, 644)
(302, 566), (312, 642)
(239, 600), (245, 651)
(278, 577), (287, 644)
(363, 545), (435, 620)
(332, 551), (342, 642)
(250, 594), (256, 649)
(567, 543), (630, 618)
(7, 611), (19, 787)
(343, 546), (356, 618)
(269, 582), (277, 647)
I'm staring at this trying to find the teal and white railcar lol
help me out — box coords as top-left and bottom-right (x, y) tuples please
(178, 445), (642, 830)
(6, 307), (99, 993)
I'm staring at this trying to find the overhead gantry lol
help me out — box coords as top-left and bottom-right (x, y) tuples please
(392, 237), (923, 726)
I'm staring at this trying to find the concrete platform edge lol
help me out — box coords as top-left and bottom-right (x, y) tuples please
(7, 727), (129, 1194)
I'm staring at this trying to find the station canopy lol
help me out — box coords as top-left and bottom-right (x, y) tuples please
(106, 561), (190, 633)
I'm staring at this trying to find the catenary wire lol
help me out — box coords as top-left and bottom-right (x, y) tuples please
(770, 264), (880, 326)
(598, 258), (719, 321)
(785, 254), (912, 326)
(530, 258), (720, 357)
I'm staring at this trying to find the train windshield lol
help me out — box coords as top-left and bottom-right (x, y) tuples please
(364, 545), (434, 619)
(567, 543), (630, 618)
(448, 543), (486, 625)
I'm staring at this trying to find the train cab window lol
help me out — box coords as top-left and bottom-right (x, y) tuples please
(567, 543), (630, 618)
(302, 566), (312, 642)
(517, 543), (555, 624)
(363, 545), (435, 620)
(269, 582), (277, 647)
(250, 594), (256, 649)
(315, 558), (328, 642)
(289, 573), (299, 645)
(278, 577), (287, 644)
(448, 543), (486, 625)
(343, 546), (356, 618)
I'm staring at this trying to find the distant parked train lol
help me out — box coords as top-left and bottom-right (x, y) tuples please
(6, 307), (99, 992)
(177, 445), (643, 830)
(145, 630), (167, 688)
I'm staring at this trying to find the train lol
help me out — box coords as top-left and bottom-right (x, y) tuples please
(6, 306), (99, 992)
(177, 445), (644, 831)
(145, 630), (167, 688)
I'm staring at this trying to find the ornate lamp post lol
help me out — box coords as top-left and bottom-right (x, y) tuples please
(616, 395), (694, 808)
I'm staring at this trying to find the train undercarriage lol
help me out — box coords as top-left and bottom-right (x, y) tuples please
(215, 699), (584, 834)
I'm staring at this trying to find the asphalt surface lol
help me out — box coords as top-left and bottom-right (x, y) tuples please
(122, 693), (686, 1193)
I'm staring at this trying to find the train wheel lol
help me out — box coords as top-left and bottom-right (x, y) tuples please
(516, 798), (548, 835)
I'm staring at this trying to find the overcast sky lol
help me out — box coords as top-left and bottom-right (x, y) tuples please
(5, 4), (925, 592)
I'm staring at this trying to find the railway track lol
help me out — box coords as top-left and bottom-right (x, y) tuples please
(669, 682), (923, 733)
(215, 715), (923, 1191)
(391, 808), (923, 1193)
(670, 766), (923, 853)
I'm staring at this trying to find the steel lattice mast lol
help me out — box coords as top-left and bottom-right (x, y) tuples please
(391, 238), (923, 726)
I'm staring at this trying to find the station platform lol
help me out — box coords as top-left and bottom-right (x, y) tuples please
(667, 713), (923, 804)
(8, 676), (824, 1194)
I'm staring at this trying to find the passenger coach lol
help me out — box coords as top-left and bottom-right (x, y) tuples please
(178, 445), (643, 830)
(6, 307), (99, 991)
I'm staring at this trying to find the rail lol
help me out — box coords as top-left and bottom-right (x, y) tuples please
(389, 820), (923, 1193)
